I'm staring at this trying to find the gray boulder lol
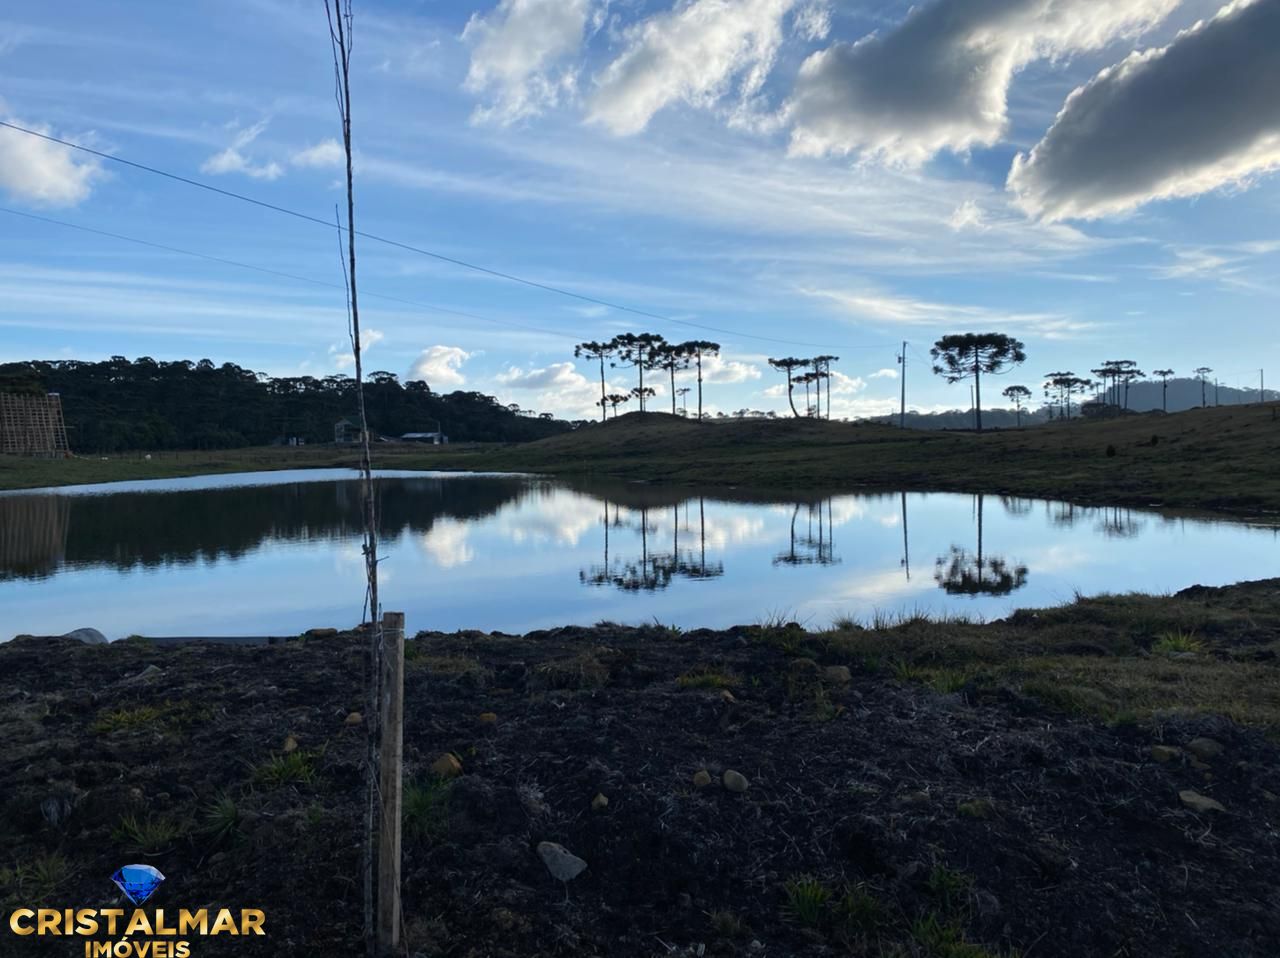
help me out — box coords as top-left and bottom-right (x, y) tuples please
(62, 628), (107, 645)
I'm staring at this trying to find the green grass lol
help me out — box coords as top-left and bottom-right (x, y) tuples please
(92, 704), (163, 734)
(0, 851), (72, 902)
(403, 777), (452, 841)
(782, 875), (832, 927)
(91, 699), (213, 735)
(1152, 630), (1205, 654)
(115, 814), (184, 855)
(831, 884), (886, 941)
(676, 666), (741, 689)
(200, 793), (241, 844)
(253, 750), (319, 787)
(708, 910), (748, 939)
(910, 914), (1010, 958)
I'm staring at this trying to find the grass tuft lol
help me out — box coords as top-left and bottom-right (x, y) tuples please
(782, 875), (831, 927)
(403, 776), (452, 841)
(115, 813), (184, 855)
(253, 750), (318, 787)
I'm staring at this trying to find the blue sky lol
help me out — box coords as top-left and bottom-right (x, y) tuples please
(1, 0), (1278, 419)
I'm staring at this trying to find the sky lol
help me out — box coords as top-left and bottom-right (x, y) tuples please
(1, 0), (1278, 421)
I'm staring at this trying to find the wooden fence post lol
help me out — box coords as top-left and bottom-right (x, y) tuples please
(377, 611), (405, 954)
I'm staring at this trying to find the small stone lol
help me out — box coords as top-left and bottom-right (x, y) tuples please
(899, 790), (931, 806)
(344, 711), (363, 726)
(692, 770), (713, 789)
(431, 753), (463, 779)
(1261, 790), (1277, 803)
(591, 793), (609, 812)
(788, 657), (820, 676)
(119, 665), (162, 686)
(1189, 757), (1211, 772)
(722, 770), (750, 793)
(720, 689), (737, 704)
(283, 735), (299, 753)
(537, 841), (587, 882)
(1150, 745), (1181, 763)
(1179, 789), (1226, 814)
(478, 712), (498, 725)
(824, 665), (852, 684)
(306, 628), (339, 639)
(1186, 737), (1224, 761)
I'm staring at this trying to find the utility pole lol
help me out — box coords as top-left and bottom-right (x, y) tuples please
(1262, 369), (1266, 404)
(897, 341), (907, 428)
(1215, 378), (1220, 406)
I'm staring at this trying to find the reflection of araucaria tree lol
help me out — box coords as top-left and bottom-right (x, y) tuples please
(933, 494), (1028, 596)
(1001, 385), (1031, 426)
(767, 357), (810, 418)
(930, 333), (1027, 432)
(575, 340), (614, 422)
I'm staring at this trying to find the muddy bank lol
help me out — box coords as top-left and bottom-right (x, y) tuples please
(3, 582), (1279, 957)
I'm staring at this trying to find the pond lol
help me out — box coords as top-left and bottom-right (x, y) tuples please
(2, 469), (1276, 640)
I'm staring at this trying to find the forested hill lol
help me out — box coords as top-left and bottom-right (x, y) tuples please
(0, 358), (573, 452)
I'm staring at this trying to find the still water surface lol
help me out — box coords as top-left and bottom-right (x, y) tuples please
(2, 470), (1276, 639)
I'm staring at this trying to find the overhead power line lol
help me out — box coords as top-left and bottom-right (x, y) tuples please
(0, 119), (894, 353)
(0, 206), (582, 345)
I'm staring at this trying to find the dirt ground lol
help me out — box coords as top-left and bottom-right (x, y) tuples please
(3, 583), (1279, 957)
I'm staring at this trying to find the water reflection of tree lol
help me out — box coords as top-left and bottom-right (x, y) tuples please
(773, 500), (840, 567)
(0, 476), (531, 580)
(1094, 506), (1145, 539)
(934, 493), (1030, 597)
(580, 498), (726, 593)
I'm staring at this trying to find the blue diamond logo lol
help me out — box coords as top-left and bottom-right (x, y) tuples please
(111, 864), (165, 905)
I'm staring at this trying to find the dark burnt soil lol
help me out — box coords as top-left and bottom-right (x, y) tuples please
(3, 606), (1279, 958)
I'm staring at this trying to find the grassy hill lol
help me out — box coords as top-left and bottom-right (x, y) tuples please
(460, 403), (1280, 515)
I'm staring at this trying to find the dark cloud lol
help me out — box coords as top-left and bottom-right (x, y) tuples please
(785, 0), (1177, 164)
(1009, 0), (1280, 220)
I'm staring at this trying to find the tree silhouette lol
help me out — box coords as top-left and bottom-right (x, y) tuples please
(630, 386), (656, 409)
(930, 334), (1026, 432)
(681, 340), (720, 421)
(1091, 360), (1139, 408)
(605, 393), (631, 417)
(650, 342), (691, 415)
(575, 340), (614, 422)
(1044, 372), (1092, 420)
(610, 333), (666, 413)
(1002, 385), (1031, 426)
(1194, 367), (1213, 407)
(815, 355), (839, 420)
(768, 357), (809, 418)
(1118, 367), (1145, 409)
(675, 386), (691, 415)
(1152, 368), (1175, 412)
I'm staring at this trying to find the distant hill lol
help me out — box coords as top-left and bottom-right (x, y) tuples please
(0, 358), (573, 453)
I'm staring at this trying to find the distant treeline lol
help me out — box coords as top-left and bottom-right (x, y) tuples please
(0, 358), (573, 453)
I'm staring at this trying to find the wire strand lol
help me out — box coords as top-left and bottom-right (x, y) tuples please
(0, 119), (894, 353)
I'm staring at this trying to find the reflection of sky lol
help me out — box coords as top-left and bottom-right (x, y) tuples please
(2, 474), (1277, 639)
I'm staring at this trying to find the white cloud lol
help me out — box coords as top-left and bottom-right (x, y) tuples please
(786, 0), (1178, 165)
(495, 361), (585, 389)
(463, 0), (594, 124)
(1009, 0), (1280, 221)
(699, 354), (763, 384)
(200, 119), (283, 180)
(329, 328), (385, 370)
(588, 0), (803, 136)
(0, 118), (101, 206)
(801, 285), (1091, 339)
(292, 138), (344, 169)
(870, 367), (898, 380)
(409, 345), (471, 388)
(948, 199), (988, 232)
